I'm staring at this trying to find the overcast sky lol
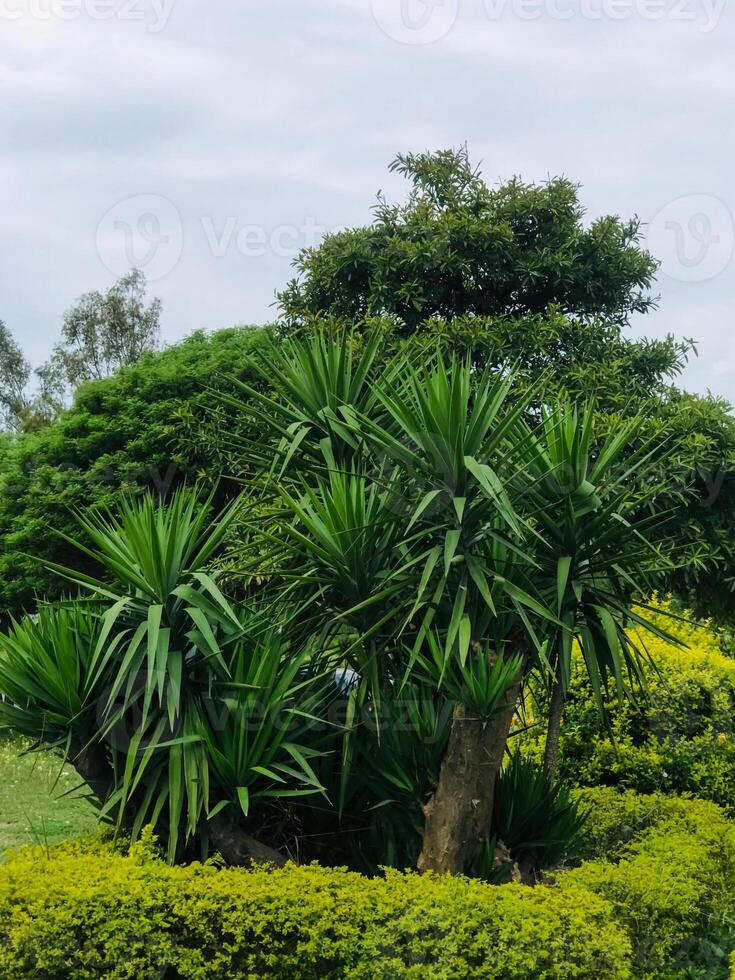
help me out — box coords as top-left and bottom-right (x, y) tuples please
(1, 0), (733, 403)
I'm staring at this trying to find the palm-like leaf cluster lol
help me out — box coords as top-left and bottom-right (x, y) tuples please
(0, 492), (334, 862)
(0, 328), (679, 876)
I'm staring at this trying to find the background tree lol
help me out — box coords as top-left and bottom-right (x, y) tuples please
(0, 326), (269, 621)
(38, 269), (161, 400)
(276, 147), (735, 624)
(279, 146), (658, 333)
(0, 320), (58, 433)
(0, 320), (31, 432)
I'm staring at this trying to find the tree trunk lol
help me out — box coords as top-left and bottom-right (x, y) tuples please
(208, 811), (289, 867)
(70, 738), (113, 806)
(543, 659), (565, 779)
(417, 685), (519, 875)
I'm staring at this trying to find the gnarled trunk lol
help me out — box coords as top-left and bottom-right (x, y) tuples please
(417, 685), (519, 875)
(208, 811), (288, 867)
(70, 738), (113, 807)
(543, 660), (565, 779)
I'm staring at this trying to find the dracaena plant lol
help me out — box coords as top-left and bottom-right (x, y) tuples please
(229, 329), (677, 876)
(520, 402), (678, 775)
(229, 335), (555, 874)
(0, 490), (336, 864)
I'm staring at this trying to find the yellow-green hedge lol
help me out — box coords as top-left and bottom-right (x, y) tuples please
(568, 788), (735, 977)
(0, 833), (628, 979)
(526, 600), (735, 813)
(1, 790), (734, 979)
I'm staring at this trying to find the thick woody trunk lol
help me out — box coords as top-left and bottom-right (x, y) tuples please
(208, 811), (289, 867)
(417, 685), (519, 875)
(70, 738), (113, 807)
(543, 660), (565, 779)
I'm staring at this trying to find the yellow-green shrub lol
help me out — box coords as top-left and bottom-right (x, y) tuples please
(565, 787), (735, 977)
(0, 836), (630, 980)
(574, 785), (731, 860)
(537, 600), (735, 812)
(3, 791), (734, 979)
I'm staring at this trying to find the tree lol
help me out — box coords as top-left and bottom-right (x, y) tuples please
(0, 320), (31, 431)
(229, 331), (675, 874)
(0, 320), (58, 433)
(276, 147), (735, 625)
(279, 146), (658, 333)
(0, 326), (270, 621)
(39, 269), (161, 398)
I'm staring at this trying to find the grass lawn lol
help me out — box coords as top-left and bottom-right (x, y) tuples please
(0, 735), (99, 856)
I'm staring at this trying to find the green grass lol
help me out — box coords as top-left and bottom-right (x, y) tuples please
(0, 735), (99, 855)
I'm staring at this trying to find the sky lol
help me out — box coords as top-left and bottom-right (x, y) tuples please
(1, 0), (734, 403)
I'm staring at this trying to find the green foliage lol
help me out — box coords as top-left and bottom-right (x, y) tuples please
(276, 147), (735, 626)
(279, 147), (658, 333)
(0, 491), (335, 863)
(534, 607), (735, 814)
(563, 788), (735, 978)
(520, 400), (676, 739)
(239, 333), (673, 702)
(492, 752), (587, 870)
(304, 682), (453, 872)
(0, 320), (57, 433)
(0, 605), (101, 749)
(0, 325), (270, 620)
(39, 270), (161, 394)
(3, 792), (735, 979)
(0, 836), (631, 979)
(573, 786), (732, 862)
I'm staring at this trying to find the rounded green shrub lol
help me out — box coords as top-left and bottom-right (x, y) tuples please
(0, 326), (269, 620)
(567, 787), (735, 977)
(0, 836), (630, 979)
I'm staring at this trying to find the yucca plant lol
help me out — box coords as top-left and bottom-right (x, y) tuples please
(231, 337), (552, 873)
(0, 490), (337, 864)
(491, 751), (587, 880)
(520, 402), (678, 775)
(219, 326), (398, 476)
(0, 605), (112, 803)
(295, 680), (453, 873)
(229, 330), (678, 876)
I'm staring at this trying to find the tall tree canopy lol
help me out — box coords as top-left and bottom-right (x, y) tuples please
(277, 148), (735, 622)
(279, 146), (658, 333)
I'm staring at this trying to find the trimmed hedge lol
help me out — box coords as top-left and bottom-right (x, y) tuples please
(571, 788), (735, 977)
(2, 791), (735, 978)
(0, 834), (629, 980)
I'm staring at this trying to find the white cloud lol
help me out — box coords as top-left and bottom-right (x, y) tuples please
(0, 0), (732, 403)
